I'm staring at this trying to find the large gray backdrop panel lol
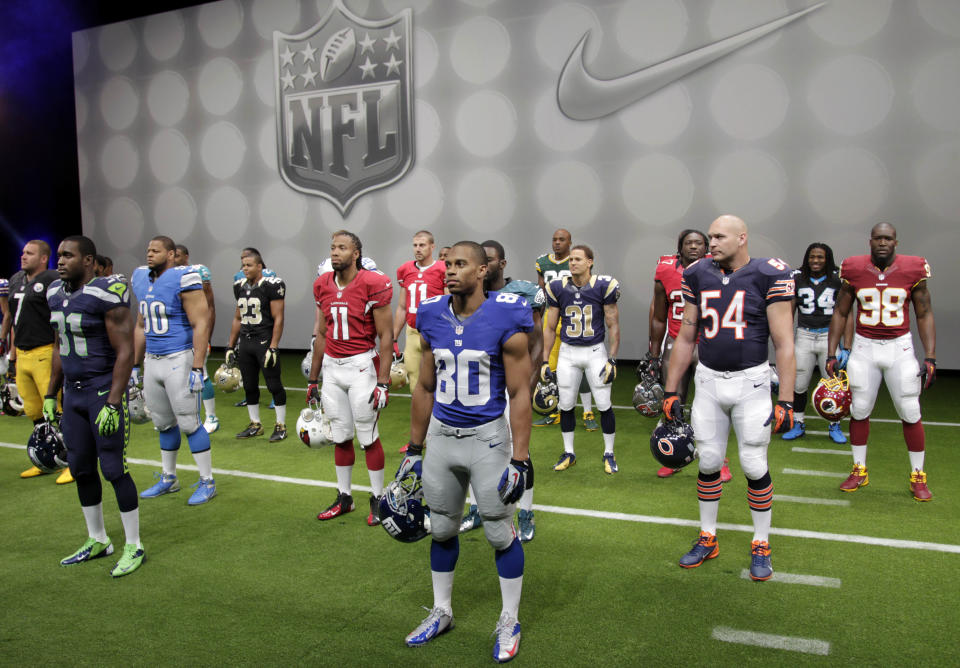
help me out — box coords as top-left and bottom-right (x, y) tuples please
(74, 0), (960, 365)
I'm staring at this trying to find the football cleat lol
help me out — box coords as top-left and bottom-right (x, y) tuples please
(781, 421), (805, 440)
(367, 494), (381, 526)
(56, 468), (75, 485)
(269, 422), (287, 442)
(317, 492), (354, 520)
(517, 509), (535, 543)
(203, 415), (220, 433)
(188, 478), (217, 505)
(233, 398), (248, 407)
(492, 611), (521, 663)
(459, 504), (483, 533)
(61, 537), (114, 566)
(406, 607), (454, 647)
(828, 422), (847, 444)
(553, 452), (576, 471)
(603, 453), (619, 474)
(839, 464), (868, 492)
(20, 465), (47, 478)
(910, 469), (932, 502)
(532, 413), (559, 427)
(679, 531), (719, 568)
(657, 466), (679, 478)
(720, 460), (733, 483)
(582, 411), (598, 431)
(236, 421), (263, 439)
(749, 540), (773, 581)
(111, 544), (145, 578)
(140, 472), (180, 498)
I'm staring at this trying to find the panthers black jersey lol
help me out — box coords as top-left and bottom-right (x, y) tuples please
(233, 275), (286, 339)
(8, 269), (59, 349)
(792, 269), (841, 330)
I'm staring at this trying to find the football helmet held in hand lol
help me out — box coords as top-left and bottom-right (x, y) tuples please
(28, 420), (68, 472)
(812, 371), (851, 422)
(632, 375), (664, 418)
(296, 400), (334, 448)
(379, 471), (430, 543)
(1, 381), (24, 416)
(301, 349), (313, 379)
(532, 380), (559, 415)
(650, 419), (697, 470)
(390, 358), (408, 388)
(213, 363), (242, 392)
(128, 387), (152, 424)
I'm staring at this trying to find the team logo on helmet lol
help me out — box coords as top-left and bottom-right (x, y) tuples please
(813, 371), (851, 422)
(274, 0), (415, 214)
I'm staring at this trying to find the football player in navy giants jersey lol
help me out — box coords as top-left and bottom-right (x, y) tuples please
(45, 236), (144, 577)
(663, 215), (796, 582)
(397, 241), (531, 662)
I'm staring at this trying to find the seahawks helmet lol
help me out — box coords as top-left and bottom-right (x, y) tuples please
(301, 349), (313, 379)
(390, 358), (407, 388)
(213, 363), (242, 392)
(632, 376), (664, 418)
(650, 419), (697, 470)
(27, 420), (68, 472)
(532, 380), (559, 415)
(378, 471), (430, 543)
(1, 381), (24, 416)
(296, 400), (334, 448)
(128, 387), (151, 424)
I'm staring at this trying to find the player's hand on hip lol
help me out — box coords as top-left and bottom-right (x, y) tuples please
(129, 365), (141, 388)
(825, 355), (839, 377)
(836, 345), (851, 370)
(539, 361), (556, 384)
(600, 357), (617, 384)
(95, 402), (122, 436)
(395, 443), (423, 480)
(306, 381), (321, 405)
(662, 392), (683, 421)
(497, 459), (529, 505)
(919, 358), (936, 391)
(764, 400), (794, 434)
(264, 347), (278, 368)
(188, 368), (204, 393)
(42, 395), (57, 423)
(369, 382), (389, 409)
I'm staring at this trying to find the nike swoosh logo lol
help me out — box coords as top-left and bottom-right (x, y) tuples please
(489, 441), (503, 449)
(557, 2), (825, 120)
(98, 389), (109, 396)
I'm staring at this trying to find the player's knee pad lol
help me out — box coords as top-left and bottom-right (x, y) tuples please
(201, 376), (215, 400)
(599, 408), (615, 434)
(75, 472), (103, 506)
(157, 425), (182, 451)
(265, 377), (286, 405)
(70, 452), (100, 479)
(429, 512), (460, 542)
(738, 444), (769, 480)
(697, 441), (726, 474)
(175, 412), (201, 435)
(186, 426), (211, 454)
(354, 415), (379, 447)
(892, 360), (922, 423)
(99, 454), (127, 482)
(482, 516), (516, 551)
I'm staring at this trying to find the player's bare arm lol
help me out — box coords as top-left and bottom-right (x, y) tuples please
(393, 301), (407, 343)
(503, 330), (532, 462)
(664, 302), (698, 393)
(228, 305), (242, 350)
(409, 337), (436, 444)
(309, 306), (327, 379)
(650, 280), (668, 356)
(202, 281), (216, 334)
(912, 281), (936, 360)
(268, 297), (284, 349)
(527, 310), (544, 390)
(46, 335), (64, 398)
(603, 302), (620, 359)
(826, 282), (856, 357)
(372, 304), (394, 385)
(541, 305), (559, 363)
(767, 299), (796, 403)
(104, 305), (136, 407)
(133, 310), (147, 366)
(182, 289), (211, 370)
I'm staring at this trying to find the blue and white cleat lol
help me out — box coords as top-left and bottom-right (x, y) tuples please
(781, 421), (805, 440)
(406, 607), (454, 647)
(603, 453), (619, 474)
(828, 422), (847, 444)
(459, 504), (483, 533)
(140, 472), (180, 498)
(553, 452), (576, 471)
(517, 509), (535, 543)
(492, 611), (521, 663)
(679, 531), (719, 568)
(749, 540), (773, 581)
(203, 415), (220, 433)
(188, 477), (217, 505)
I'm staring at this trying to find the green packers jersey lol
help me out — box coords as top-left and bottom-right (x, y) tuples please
(534, 253), (571, 284)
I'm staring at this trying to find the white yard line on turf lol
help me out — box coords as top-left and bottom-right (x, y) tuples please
(737, 570), (842, 588)
(782, 468), (848, 478)
(773, 495), (850, 507)
(791, 447), (849, 455)
(712, 627), (830, 655)
(6, 441), (957, 554)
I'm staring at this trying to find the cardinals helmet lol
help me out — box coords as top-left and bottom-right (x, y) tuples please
(296, 401), (334, 448)
(813, 371), (852, 422)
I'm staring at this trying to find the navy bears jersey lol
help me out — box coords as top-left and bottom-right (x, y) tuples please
(545, 275), (620, 347)
(47, 276), (130, 382)
(792, 269), (841, 330)
(417, 292), (533, 428)
(682, 258), (794, 372)
(131, 265), (203, 356)
(233, 275), (286, 339)
(502, 278), (546, 314)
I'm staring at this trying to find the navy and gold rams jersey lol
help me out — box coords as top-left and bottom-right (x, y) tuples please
(417, 292), (533, 428)
(132, 265), (203, 356)
(792, 269), (841, 330)
(47, 276), (130, 383)
(545, 275), (620, 347)
(682, 258), (794, 372)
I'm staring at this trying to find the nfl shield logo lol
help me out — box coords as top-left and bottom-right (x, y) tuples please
(274, 0), (414, 214)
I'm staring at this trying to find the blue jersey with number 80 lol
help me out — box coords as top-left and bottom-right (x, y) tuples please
(417, 291), (533, 428)
(132, 265), (202, 356)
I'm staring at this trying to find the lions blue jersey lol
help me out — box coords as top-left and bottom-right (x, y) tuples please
(502, 278), (545, 314)
(682, 257), (795, 371)
(417, 292), (533, 428)
(545, 275), (620, 346)
(131, 265), (203, 356)
(47, 276), (130, 382)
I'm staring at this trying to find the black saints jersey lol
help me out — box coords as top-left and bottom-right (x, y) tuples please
(792, 269), (841, 330)
(8, 269), (59, 349)
(233, 275), (286, 339)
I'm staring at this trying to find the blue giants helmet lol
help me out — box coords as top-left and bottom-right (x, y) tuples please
(379, 472), (430, 543)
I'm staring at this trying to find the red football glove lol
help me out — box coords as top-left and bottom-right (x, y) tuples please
(825, 355), (839, 377)
(307, 381), (321, 405)
(370, 382), (389, 409)
(919, 358), (936, 391)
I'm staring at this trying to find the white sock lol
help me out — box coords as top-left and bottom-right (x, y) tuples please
(580, 393), (592, 413)
(751, 509), (771, 543)
(81, 503), (108, 543)
(602, 432), (615, 455)
(909, 451), (925, 472)
(699, 500), (720, 536)
(336, 465), (353, 495)
(119, 508), (142, 548)
(467, 485), (477, 507)
(499, 575), (523, 619)
(519, 487), (533, 512)
(432, 569), (455, 614)
(368, 467), (384, 498)
(275, 404), (286, 426)
(851, 445), (867, 467)
(247, 403), (261, 424)
(562, 430), (575, 455)
(203, 398), (216, 418)
(794, 412), (805, 423)
(192, 449), (213, 480)
(161, 450), (178, 477)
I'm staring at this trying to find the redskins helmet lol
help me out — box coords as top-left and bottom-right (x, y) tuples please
(532, 380), (559, 415)
(213, 363), (242, 393)
(390, 358), (408, 388)
(813, 371), (851, 422)
(650, 419), (697, 470)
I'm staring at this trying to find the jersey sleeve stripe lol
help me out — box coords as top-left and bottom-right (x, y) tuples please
(82, 285), (122, 304)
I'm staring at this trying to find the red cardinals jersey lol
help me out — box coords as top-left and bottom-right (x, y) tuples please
(314, 269), (393, 357)
(655, 255), (685, 338)
(839, 254), (930, 339)
(396, 260), (445, 329)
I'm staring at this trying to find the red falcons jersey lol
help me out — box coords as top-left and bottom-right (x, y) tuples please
(655, 255), (685, 338)
(314, 269), (393, 357)
(396, 260), (445, 329)
(839, 254), (930, 339)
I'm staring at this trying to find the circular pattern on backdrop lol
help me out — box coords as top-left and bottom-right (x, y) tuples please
(75, 92), (88, 132)
(325, 0), (372, 16)
(620, 233), (678, 304)
(73, 33), (89, 75)
(253, 50), (275, 107)
(621, 154), (694, 227)
(98, 23), (138, 72)
(252, 0), (300, 39)
(198, 57), (244, 116)
(386, 169), (444, 230)
(147, 71), (190, 126)
(258, 183), (308, 240)
(618, 82), (691, 146)
(455, 90), (517, 157)
(450, 17), (511, 84)
(744, 233), (788, 265)
(100, 136), (139, 189)
(317, 197), (373, 233)
(807, 55), (893, 135)
(205, 186), (251, 243)
(200, 122), (247, 180)
(414, 28), (439, 87)
(263, 246), (311, 311)
(144, 12), (186, 61)
(153, 188), (198, 241)
(80, 202), (95, 238)
(708, 150), (787, 223)
(917, 0), (960, 39)
(99, 76), (140, 131)
(459, 0), (497, 8)
(533, 88), (597, 152)
(912, 49), (960, 134)
(536, 161), (602, 230)
(915, 143), (960, 222)
(415, 100), (441, 160)
(258, 118), (277, 170)
(805, 147), (889, 226)
(383, 0), (433, 15)
(197, 1), (244, 49)
(709, 64), (789, 140)
(707, 0), (786, 55)
(104, 198), (145, 251)
(807, 0), (891, 47)
(535, 3), (602, 70)
(77, 148), (88, 188)
(456, 168), (516, 233)
(148, 129), (191, 185)
(617, 0), (687, 63)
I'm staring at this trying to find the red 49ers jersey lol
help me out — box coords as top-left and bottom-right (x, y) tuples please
(314, 269), (393, 357)
(655, 255), (685, 338)
(396, 260), (445, 329)
(839, 254), (930, 339)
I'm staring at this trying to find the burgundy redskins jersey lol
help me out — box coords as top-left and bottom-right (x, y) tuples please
(839, 254), (930, 339)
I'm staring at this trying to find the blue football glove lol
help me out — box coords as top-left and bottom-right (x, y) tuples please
(836, 345), (850, 370)
(129, 365), (141, 388)
(497, 458), (529, 505)
(188, 367), (204, 393)
(95, 402), (122, 437)
(395, 443), (423, 481)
